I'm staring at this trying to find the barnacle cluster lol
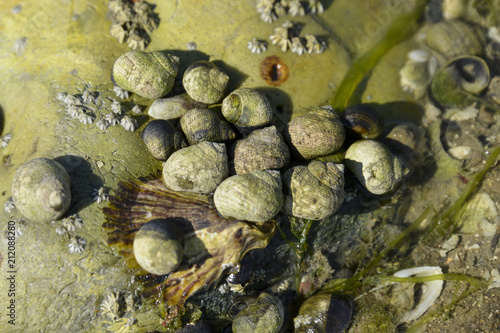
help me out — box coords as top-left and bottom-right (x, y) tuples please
(56, 86), (140, 132)
(107, 0), (158, 50)
(256, 0), (324, 23)
(54, 214), (88, 254)
(268, 20), (325, 54)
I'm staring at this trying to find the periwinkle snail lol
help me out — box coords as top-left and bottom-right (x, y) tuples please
(162, 141), (228, 194)
(221, 88), (273, 133)
(179, 107), (236, 145)
(282, 161), (345, 220)
(341, 104), (384, 139)
(183, 61), (229, 104)
(213, 169), (283, 222)
(133, 219), (184, 276)
(232, 292), (285, 333)
(112, 50), (179, 99)
(284, 105), (345, 159)
(141, 119), (187, 161)
(345, 139), (409, 195)
(12, 158), (71, 222)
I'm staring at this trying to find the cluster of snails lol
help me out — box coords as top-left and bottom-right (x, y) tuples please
(400, 19), (500, 110)
(108, 50), (411, 277)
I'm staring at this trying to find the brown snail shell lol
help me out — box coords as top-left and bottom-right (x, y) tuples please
(179, 107), (236, 146)
(221, 88), (273, 132)
(133, 219), (183, 276)
(162, 141), (228, 194)
(12, 158), (71, 222)
(282, 161), (344, 220)
(141, 119), (187, 161)
(213, 170), (283, 222)
(341, 104), (385, 139)
(183, 61), (229, 104)
(232, 126), (290, 174)
(284, 105), (345, 159)
(111, 51), (179, 99)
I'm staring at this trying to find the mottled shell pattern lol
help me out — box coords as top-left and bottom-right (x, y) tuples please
(162, 141), (228, 194)
(179, 107), (236, 145)
(340, 104), (385, 139)
(133, 219), (184, 276)
(221, 88), (273, 130)
(112, 51), (179, 99)
(232, 292), (285, 333)
(12, 158), (71, 222)
(141, 119), (187, 161)
(213, 169), (283, 222)
(282, 161), (345, 220)
(284, 105), (345, 159)
(345, 139), (409, 195)
(232, 126), (290, 174)
(183, 61), (229, 104)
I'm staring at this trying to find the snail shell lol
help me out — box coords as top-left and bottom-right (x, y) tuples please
(213, 169), (283, 222)
(345, 139), (409, 195)
(340, 104), (385, 139)
(133, 219), (183, 276)
(12, 158), (71, 222)
(221, 88), (273, 132)
(111, 51), (179, 99)
(232, 126), (290, 174)
(148, 93), (206, 121)
(183, 61), (229, 104)
(232, 292), (284, 333)
(282, 161), (345, 220)
(426, 20), (485, 60)
(294, 294), (353, 333)
(430, 55), (490, 108)
(284, 105), (345, 159)
(141, 119), (187, 161)
(179, 107), (236, 146)
(162, 141), (228, 194)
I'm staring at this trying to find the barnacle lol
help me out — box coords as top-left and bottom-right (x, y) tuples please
(0, 134), (12, 148)
(120, 115), (138, 132)
(102, 178), (276, 323)
(248, 38), (267, 54)
(93, 187), (109, 203)
(4, 197), (15, 213)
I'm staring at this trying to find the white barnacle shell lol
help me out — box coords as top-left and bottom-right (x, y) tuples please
(95, 119), (110, 131)
(111, 99), (122, 114)
(1, 134), (12, 148)
(68, 236), (87, 254)
(162, 141), (228, 194)
(92, 187), (109, 203)
(113, 85), (129, 100)
(105, 113), (120, 126)
(4, 197), (15, 213)
(213, 169), (283, 222)
(120, 115), (138, 131)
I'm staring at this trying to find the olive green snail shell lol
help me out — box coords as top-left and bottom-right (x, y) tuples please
(232, 126), (290, 175)
(162, 141), (229, 194)
(282, 161), (345, 220)
(183, 61), (229, 104)
(141, 119), (187, 161)
(112, 51), (179, 100)
(213, 169), (283, 222)
(284, 105), (345, 160)
(12, 158), (71, 222)
(232, 292), (285, 333)
(345, 139), (409, 195)
(133, 219), (183, 276)
(179, 107), (236, 146)
(221, 88), (273, 130)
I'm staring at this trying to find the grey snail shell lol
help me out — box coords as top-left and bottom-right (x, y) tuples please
(183, 61), (229, 104)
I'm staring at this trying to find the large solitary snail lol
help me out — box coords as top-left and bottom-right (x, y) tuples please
(12, 158), (71, 222)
